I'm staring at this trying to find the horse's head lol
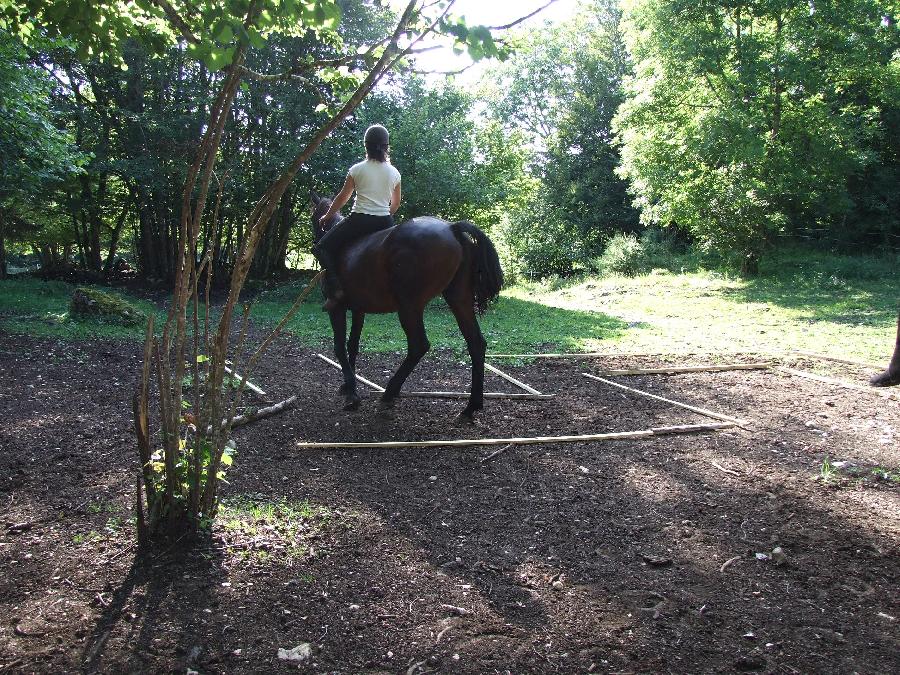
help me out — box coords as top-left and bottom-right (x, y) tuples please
(310, 190), (342, 243)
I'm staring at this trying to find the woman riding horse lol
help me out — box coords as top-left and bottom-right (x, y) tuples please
(312, 124), (401, 311)
(310, 163), (503, 419)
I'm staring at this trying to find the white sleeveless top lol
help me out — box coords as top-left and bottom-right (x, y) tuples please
(348, 159), (401, 216)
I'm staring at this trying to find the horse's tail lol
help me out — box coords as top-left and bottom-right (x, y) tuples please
(451, 221), (504, 314)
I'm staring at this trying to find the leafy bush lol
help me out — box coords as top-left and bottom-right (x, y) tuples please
(591, 233), (645, 276)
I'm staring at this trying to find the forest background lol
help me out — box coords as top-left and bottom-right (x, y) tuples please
(3, 0), (899, 284)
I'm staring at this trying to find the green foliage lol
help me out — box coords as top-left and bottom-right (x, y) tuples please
(482, 1), (638, 277)
(589, 228), (700, 277)
(615, 0), (900, 272)
(0, 31), (84, 237)
(0, 0), (344, 68)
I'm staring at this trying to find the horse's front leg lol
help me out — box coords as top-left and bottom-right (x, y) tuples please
(328, 308), (361, 410)
(348, 310), (365, 373)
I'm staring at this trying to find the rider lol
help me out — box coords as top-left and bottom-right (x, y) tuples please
(312, 124), (402, 310)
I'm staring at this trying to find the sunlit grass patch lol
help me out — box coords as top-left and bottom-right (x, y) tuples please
(0, 278), (161, 339)
(217, 495), (330, 564)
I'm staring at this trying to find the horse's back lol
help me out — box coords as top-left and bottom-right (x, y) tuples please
(340, 217), (464, 313)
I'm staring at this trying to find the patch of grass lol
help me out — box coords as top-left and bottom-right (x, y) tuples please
(218, 495), (329, 563)
(251, 280), (629, 355)
(3, 245), (896, 364)
(0, 278), (161, 340)
(819, 456), (838, 485)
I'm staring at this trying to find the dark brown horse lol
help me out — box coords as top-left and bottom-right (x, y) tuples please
(310, 192), (504, 419)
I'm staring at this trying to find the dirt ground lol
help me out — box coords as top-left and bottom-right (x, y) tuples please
(1, 330), (899, 674)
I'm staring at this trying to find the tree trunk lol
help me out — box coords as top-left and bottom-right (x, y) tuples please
(104, 198), (132, 275)
(871, 310), (900, 387)
(0, 212), (7, 279)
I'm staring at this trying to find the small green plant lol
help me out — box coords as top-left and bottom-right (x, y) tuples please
(217, 496), (329, 563)
(871, 466), (900, 484)
(819, 456), (838, 484)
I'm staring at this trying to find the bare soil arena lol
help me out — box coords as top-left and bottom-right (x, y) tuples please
(1, 331), (899, 673)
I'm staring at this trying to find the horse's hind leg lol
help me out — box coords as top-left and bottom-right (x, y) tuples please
(328, 309), (361, 410)
(443, 287), (487, 419)
(381, 305), (430, 406)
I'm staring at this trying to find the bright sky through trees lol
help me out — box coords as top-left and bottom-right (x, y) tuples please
(396, 0), (579, 81)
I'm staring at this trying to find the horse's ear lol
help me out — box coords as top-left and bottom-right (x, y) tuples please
(310, 190), (321, 206)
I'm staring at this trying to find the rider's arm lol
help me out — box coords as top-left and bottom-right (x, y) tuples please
(321, 175), (355, 223)
(390, 181), (402, 215)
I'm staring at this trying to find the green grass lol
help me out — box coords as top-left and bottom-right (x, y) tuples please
(2, 245), (897, 363)
(0, 278), (161, 339)
(218, 496), (329, 562)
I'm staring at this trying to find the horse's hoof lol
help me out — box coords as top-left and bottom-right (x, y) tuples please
(455, 411), (476, 425)
(379, 397), (395, 410)
(343, 393), (361, 411)
(870, 369), (900, 387)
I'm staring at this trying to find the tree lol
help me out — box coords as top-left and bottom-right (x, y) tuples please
(4, 0), (516, 538)
(614, 0), (900, 274)
(0, 31), (83, 277)
(481, 0), (637, 276)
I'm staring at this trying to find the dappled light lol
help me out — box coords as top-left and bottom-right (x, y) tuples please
(2, 0), (899, 671)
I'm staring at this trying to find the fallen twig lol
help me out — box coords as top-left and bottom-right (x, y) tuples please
(481, 443), (514, 463)
(709, 460), (741, 476)
(440, 604), (470, 616)
(720, 555), (742, 573)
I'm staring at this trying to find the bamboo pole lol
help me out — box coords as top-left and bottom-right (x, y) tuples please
(778, 367), (900, 399)
(224, 362), (267, 398)
(794, 351), (881, 369)
(581, 373), (749, 426)
(484, 362), (544, 394)
(401, 391), (553, 400)
(294, 422), (735, 450)
(593, 363), (771, 376)
(314, 354), (553, 400)
(315, 353), (386, 392)
(487, 351), (766, 359)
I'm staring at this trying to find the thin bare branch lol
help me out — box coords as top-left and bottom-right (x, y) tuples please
(486, 0), (561, 31)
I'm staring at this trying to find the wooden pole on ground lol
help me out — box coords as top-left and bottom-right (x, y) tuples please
(315, 353), (386, 392)
(794, 351), (881, 369)
(581, 373), (749, 426)
(593, 363), (771, 376)
(779, 367), (900, 399)
(484, 362), (544, 394)
(487, 351), (766, 359)
(294, 422), (735, 450)
(224, 362), (267, 398)
(401, 391), (553, 400)
(314, 353), (553, 400)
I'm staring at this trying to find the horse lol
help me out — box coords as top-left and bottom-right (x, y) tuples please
(310, 191), (503, 419)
